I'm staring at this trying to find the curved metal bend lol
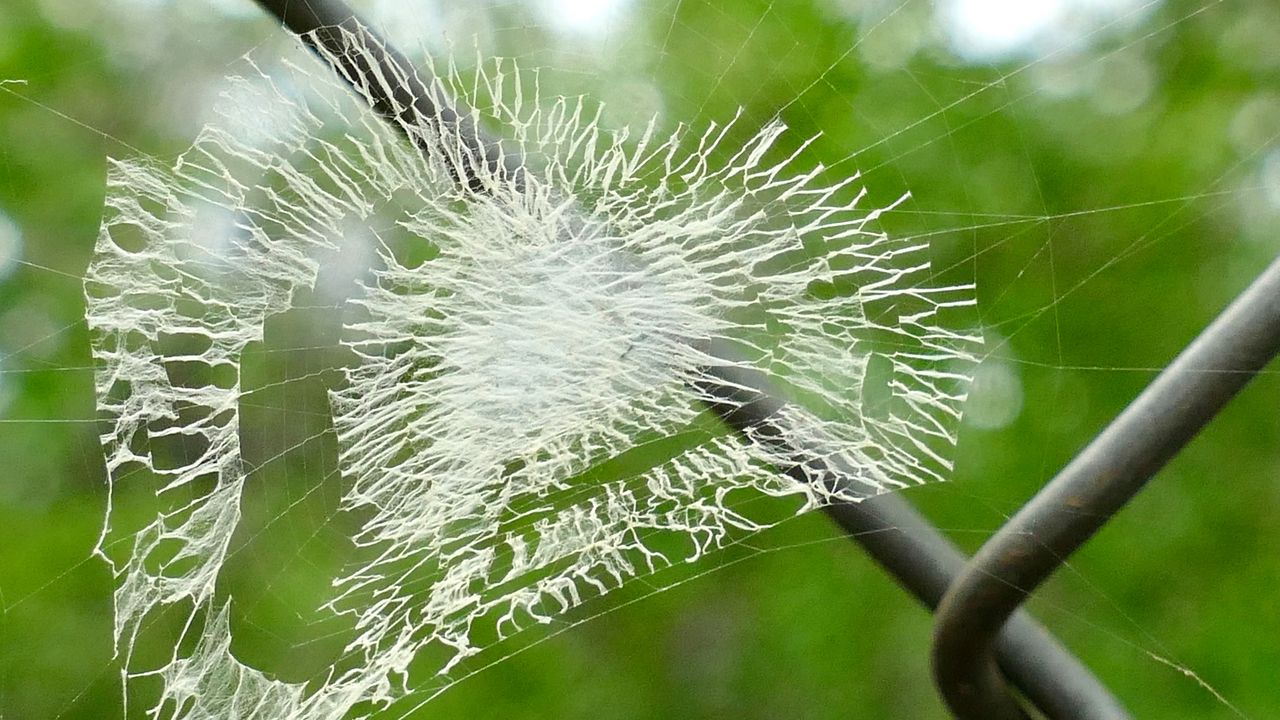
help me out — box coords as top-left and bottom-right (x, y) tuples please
(933, 254), (1280, 720)
(252, 1), (1127, 716)
(699, 357), (1130, 720)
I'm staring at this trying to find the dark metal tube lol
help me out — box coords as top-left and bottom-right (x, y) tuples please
(250, 2), (1130, 716)
(700, 355), (1129, 720)
(253, 0), (521, 191)
(932, 254), (1280, 720)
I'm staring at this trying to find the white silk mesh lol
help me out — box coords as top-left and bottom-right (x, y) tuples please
(86, 28), (979, 720)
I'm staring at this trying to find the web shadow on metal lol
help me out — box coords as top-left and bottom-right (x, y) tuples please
(242, 1), (1273, 718)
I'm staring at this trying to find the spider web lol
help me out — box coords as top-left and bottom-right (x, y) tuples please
(86, 19), (979, 718)
(0, 1), (1277, 719)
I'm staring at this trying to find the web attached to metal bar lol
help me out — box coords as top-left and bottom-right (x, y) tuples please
(86, 26), (978, 719)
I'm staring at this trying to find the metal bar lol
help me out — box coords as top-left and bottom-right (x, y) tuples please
(932, 254), (1280, 720)
(250, 2), (1128, 716)
(700, 354), (1130, 719)
(252, 0), (521, 191)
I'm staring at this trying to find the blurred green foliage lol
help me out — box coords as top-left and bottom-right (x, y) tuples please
(1, 0), (1278, 718)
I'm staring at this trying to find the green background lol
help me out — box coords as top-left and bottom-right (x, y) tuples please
(1, 0), (1278, 718)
